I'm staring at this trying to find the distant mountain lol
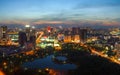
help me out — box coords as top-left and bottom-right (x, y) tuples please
(0, 23), (120, 29)
(0, 23), (25, 29)
(35, 24), (120, 29)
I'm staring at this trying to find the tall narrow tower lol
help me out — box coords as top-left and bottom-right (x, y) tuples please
(25, 25), (30, 42)
(1, 26), (7, 38)
(0, 26), (8, 46)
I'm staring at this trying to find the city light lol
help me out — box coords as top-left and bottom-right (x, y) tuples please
(25, 25), (30, 28)
(32, 26), (35, 29)
(0, 0), (120, 74)
(0, 71), (5, 75)
(0, 17), (120, 75)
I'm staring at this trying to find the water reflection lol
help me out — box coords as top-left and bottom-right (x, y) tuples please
(22, 55), (77, 70)
(49, 69), (67, 75)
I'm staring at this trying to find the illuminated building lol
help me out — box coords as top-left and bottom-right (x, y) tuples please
(36, 36), (61, 50)
(115, 42), (120, 60)
(24, 25), (36, 49)
(71, 27), (87, 43)
(64, 35), (72, 43)
(73, 35), (80, 43)
(79, 29), (87, 43)
(18, 31), (27, 46)
(71, 27), (80, 43)
(30, 31), (36, 49)
(110, 28), (120, 35)
(0, 27), (2, 38)
(47, 26), (51, 33)
(8, 32), (19, 46)
(64, 29), (72, 43)
(30, 26), (36, 49)
(0, 26), (8, 46)
(25, 25), (31, 41)
(57, 34), (64, 42)
(72, 27), (79, 35)
(64, 31), (72, 43)
(1, 26), (7, 38)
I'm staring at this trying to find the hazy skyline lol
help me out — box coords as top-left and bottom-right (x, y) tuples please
(0, 0), (120, 26)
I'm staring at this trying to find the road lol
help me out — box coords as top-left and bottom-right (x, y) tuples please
(82, 44), (120, 65)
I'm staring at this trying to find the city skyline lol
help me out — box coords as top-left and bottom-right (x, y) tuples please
(0, 0), (120, 26)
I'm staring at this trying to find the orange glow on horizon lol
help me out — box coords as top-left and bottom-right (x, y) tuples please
(0, 20), (120, 26)
(33, 20), (63, 24)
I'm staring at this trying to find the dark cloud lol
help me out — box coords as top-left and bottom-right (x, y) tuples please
(30, 12), (85, 22)
(31, 16), (68, 22)
(74, 0), (120, 9)
(72, 13), (85, 16)
(113, 18), (120, 22)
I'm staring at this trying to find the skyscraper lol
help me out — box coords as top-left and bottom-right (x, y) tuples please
(18, 31), (27, 46)
(79, 29), (87, 43)
(1, 26), (7, 38)
(0, 27), (2, 38)
(25, 25), (31, 42)
(115, 42), (120, 60)
(30, 27), (36, 49)
(71, 27), (87, 43)
(0, 26), (8, 46)
(72, 27), (80, 43)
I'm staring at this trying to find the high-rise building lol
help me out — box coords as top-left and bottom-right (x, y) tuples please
(115, 42), (120, 60)
(64, 35), (72, 43)
(25, 25), (31, 42)
(72, 27), (79, 35)
(47, 26), (51, 33)
(18, 31), (27, 46)
(0, 26), (8, 46)
(64, 29), (72, 43)
(25, 25), (36, 49)
(0, 27), (2, 38)
(71, 27), (87, 43)
(1, 26), (7, 38)
(71, 27), (80, 43)
(8, 32), (19, 46)
(79, 29), (87, 43)
(30, 27), (36, 49)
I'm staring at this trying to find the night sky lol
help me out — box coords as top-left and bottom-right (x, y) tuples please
(0, 0), (120, 26)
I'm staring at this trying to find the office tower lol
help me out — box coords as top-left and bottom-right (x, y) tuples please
(72, 27), (79, 35)
(47, 26), (51, 33)
(18, 31), (27, 46)
(0, 27), (2, 38)
(0, 26), (8, 46)
(115, 42), (120, 60)
(25, 25), (31, 42)
(64, 35), (71, 43)
(1, 26), (7, 38)
(72, 27), (80, 43)
(8, 31), (19, 46)
(79, 29), (87, 43)
(64, 29), (72, 43)
(30, 27), (36, 49)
